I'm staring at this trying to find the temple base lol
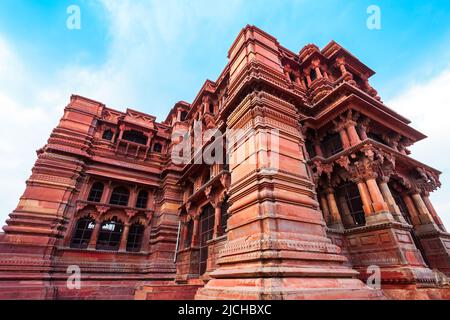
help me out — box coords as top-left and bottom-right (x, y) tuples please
(195, 277), (384, 300)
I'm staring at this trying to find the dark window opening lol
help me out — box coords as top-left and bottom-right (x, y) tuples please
(102, 129), (114, 141)
(180, 111), (188, 121)
(310, 68), (317, 81)
(136, 190), (148, 209)
(202, 170), (211, 185)
(153, 143), (162, 153)
(184, 219), (193, 248)
(368, 132), (388, 146)
(220, 196), (230, 235)
(70, 216), (95, 249)
(389, 185), (412, 225)
(87, 182), (104, 203)
(199, 205), (215, 275)
(305, 140), (316, 159)
(289, 72), (296, 82)
(336, 182), (366, 226)
(322, 132), (343, 158)
(96, 217), (123, 251)
(109, 186), (130, 206)
(209, 103), (214, 114)
(127, 222), (145, 252)
(122, 130), (148, 145)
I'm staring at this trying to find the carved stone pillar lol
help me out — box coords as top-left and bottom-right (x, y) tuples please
(366, 177), (389, 213)
(191, 216), (200, 247)
(346, 121), (361, 146)
(338, 129), (351, 149)
(119, 223), (131, 252)
(101, 182), (112, 204)
(313, 140), (323, 158)
(326, 188), (343, 229)
(305, 73), (312, 86)
(213, 203), (223, 238)
(422, 193), (447, 232)
(337, 194), (356, 228)
(142, 223), (152, 252)
(402, 194), (421, 226)
(378, 179), (407, 223)
(319, 194), (330, 224)
(411, 193), (438, 227)
(88, 218), (102, 249)
(315, 66), (323, 79)
(356, 180), (374, 216)
(364, 177), (392, 224)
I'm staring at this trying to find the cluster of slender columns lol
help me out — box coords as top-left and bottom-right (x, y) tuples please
(181, 201), (225, 249)
(321, 174), (445, 232)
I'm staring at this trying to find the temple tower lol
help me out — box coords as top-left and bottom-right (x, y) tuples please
(195, 26), (383, 300)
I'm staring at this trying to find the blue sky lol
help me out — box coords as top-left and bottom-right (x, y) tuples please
(0, 0), (450, 228)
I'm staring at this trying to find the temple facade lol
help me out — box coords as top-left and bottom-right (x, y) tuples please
(0, 25), (449, 300)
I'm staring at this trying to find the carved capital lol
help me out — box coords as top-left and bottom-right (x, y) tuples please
(96, 205), (110, 216)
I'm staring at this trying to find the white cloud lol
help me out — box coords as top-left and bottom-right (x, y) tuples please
(0, 37), (62, 227)
(387, 66), (450, 230)
(0, 0), (244, 227)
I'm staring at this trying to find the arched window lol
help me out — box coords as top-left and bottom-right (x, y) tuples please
(220, 196), (230, 235)
(70, 216), (96, 249)
(87, 182), (104, 203)
(122, 130), (148, 145)
(96, 217), (123, 251)
(102, 129), (114, 141)
(136, 190), (148, 209)
(336, 182), (365, 226)
(109, 186), (130, 206)
(127, 222), (145, 252)
(153, 143), (162, 153)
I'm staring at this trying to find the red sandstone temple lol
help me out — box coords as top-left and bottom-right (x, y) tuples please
(1, 25), (449, 300)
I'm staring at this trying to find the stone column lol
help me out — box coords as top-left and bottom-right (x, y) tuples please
(378, 178), (407, 223)
(314, 141), (323, 157)
(319, 194), (331, 224)
(346, 121), (361, 146)
(142, 223), (152, 252)
(326, 188), (343, 229)
(356, 180), (374, 216)
(337, 194), (355, 227)
(119, 223), (131, 252)
(365, 177), (389, 213)
(402, 194), (421, 226)
(338, 128), (351, 149)
(315, 66), (323, 79)
(411, 193), (436, 225)
(300, 78), (307, 89)
(129, 187), (138, 208)
(88, 219), (102, 249)
(213, 202), (223, 238)
(191, 216), (200, 247)
(101, 182), (112, 204)
(422, 193), (447, 231)
(305, 73), (312, 86)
